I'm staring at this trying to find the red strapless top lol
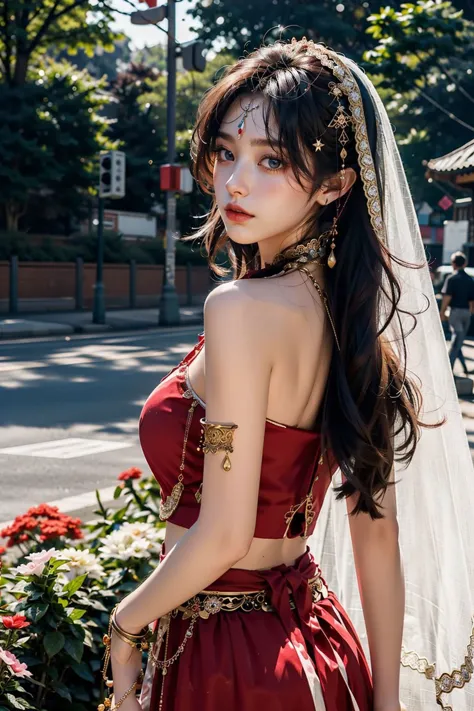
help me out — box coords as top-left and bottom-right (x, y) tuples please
(139, 333), (338, 539)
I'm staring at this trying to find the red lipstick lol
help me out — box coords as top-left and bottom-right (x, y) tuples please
(224, 203), (254, 223)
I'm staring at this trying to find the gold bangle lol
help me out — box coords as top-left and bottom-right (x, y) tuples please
(197, 418), (238, 471)
(110, 625), (137, 649)
(112, 608), (148, 640)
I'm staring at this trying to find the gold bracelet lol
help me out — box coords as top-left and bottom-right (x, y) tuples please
(197, 418), (238, 471)
(112, 607), (149, 640)
(98, 670), (144, 711)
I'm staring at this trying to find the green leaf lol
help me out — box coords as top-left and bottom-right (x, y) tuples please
(48, 559), (70, 574)
(70, 624), (86, 641)
(70, 661), (95, 682)
(64, 636), (84, 663)
(51, 682), (72, 703)
(88, 599), (108, 613)
(27, 602), (49, 622)
(68, 608), (86, 621)
(44, 630), (65, 657)
(113, 485), (123, 499)
(4, 695), (34, 710)
(47, 666), (59, 681)
(106, 570), (125, 588)
(10, 581), (28, 594)
(63, 574), (87, 598)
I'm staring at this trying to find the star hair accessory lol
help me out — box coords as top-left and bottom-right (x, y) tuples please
(237, 101), (260, 139)
(290, 37), (385, 245)
(313, 82), (353, 183)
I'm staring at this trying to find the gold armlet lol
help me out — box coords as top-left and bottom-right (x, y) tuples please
(197, 418), (238, 471)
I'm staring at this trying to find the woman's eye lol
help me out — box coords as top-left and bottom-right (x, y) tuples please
(212, 146), (284, 172)
(261, 156), (283, 171)
(215, 147), (233, 162)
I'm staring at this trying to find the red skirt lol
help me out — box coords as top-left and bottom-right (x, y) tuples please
(142, 547), (372, 711)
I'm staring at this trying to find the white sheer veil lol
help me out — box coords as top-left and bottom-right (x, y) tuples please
(308, 52), (474, 710)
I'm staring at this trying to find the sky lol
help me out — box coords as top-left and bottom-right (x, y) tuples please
(111, 0), (200, 50)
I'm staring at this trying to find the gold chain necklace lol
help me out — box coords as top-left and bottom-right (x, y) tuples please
(159, 392), (198, 521)
(295, 265), (341, 351)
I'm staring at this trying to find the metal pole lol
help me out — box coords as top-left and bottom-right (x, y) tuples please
(93, 197), (105, 324)
(9, 256), (18, 315)
(186, 261), (193, 306)
(159, 0), (181, 326)
(75, 257), (84, 311)
(129, 259), (137, 309)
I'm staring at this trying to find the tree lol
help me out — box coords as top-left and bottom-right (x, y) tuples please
(139, 50), (237, 237)
(186, 0), (399, 61)
(0, 0), (121, 87)
(365, 0), (474, 205)
(0, 60), (110, 231)
(107, 62), (165, 214)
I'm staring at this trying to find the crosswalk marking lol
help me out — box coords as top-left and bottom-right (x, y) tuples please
(0, 438), (132, 460)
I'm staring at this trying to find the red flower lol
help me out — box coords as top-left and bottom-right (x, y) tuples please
(0, 547), (6, 556)
(0, 504), (83, 548)
(118, 467), (142, 481)
(2, 615), (30, 630)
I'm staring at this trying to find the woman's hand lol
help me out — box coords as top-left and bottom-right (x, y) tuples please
(110, 634), (143, 710)
(374, 703), (407, 711)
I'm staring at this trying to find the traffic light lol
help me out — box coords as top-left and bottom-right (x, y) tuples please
(180, 40), (206, 73)
(99, 151), (126, 199)
(131, 4), (167, 25)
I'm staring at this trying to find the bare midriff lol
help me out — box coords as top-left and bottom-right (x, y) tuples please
(164, 521), (307, 571)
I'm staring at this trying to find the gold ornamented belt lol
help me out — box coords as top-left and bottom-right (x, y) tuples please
(176, 572), (329, 619)
(149, 571), (329, 711)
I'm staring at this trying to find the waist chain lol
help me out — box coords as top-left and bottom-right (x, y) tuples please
(150, 571), (329, 711)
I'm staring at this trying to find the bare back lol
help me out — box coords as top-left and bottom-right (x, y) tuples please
(165, 266), (334, 570)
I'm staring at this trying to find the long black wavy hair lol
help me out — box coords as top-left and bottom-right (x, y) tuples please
(183, 39), (442, 519)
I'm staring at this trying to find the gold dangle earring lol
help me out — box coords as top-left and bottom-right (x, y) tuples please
(327, 217), (338, 269)
(312, 81), (353, 270)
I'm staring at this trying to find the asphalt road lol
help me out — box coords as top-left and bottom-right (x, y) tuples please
(1, 327), (474, 529)
(0, 326), (204, 525)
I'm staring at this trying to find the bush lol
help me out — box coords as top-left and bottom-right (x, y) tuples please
(0, 468), (164, 711)
(0, 231), (207, 266)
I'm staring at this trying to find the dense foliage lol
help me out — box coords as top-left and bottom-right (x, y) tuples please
(0, 468), (163, 711)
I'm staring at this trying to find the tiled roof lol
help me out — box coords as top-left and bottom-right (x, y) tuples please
(427, 138), (474, 176)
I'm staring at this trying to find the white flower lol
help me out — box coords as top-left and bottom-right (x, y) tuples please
(98, 522), (163, 562)
(14, 548), (58, 577)
(56, 547), (105, 582)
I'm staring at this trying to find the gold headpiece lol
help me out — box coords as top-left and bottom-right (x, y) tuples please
(290, 37), (385, 246)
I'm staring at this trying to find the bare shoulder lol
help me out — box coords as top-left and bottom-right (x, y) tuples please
(205, 278), (291, 366)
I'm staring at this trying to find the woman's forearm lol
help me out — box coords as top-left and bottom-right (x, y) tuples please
(115, 522), (248, 633)
(353, 527), (405, 709)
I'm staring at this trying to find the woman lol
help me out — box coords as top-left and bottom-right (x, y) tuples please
(101, 39), (474, 711)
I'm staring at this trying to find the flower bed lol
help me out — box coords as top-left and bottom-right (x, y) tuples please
(0, 468), (163, 711)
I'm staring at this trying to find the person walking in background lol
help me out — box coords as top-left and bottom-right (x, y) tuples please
(440, 251), (474, 374)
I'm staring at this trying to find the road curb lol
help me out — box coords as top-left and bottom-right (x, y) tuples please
(0, 324), (75, 340)
(0, 317), (204, 341)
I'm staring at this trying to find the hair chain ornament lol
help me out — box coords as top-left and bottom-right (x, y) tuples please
(290, 37), (386, 245)
(237, 101), (260, 139)
(197, 418), (238, 471)
(313, 81), (353, 183)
